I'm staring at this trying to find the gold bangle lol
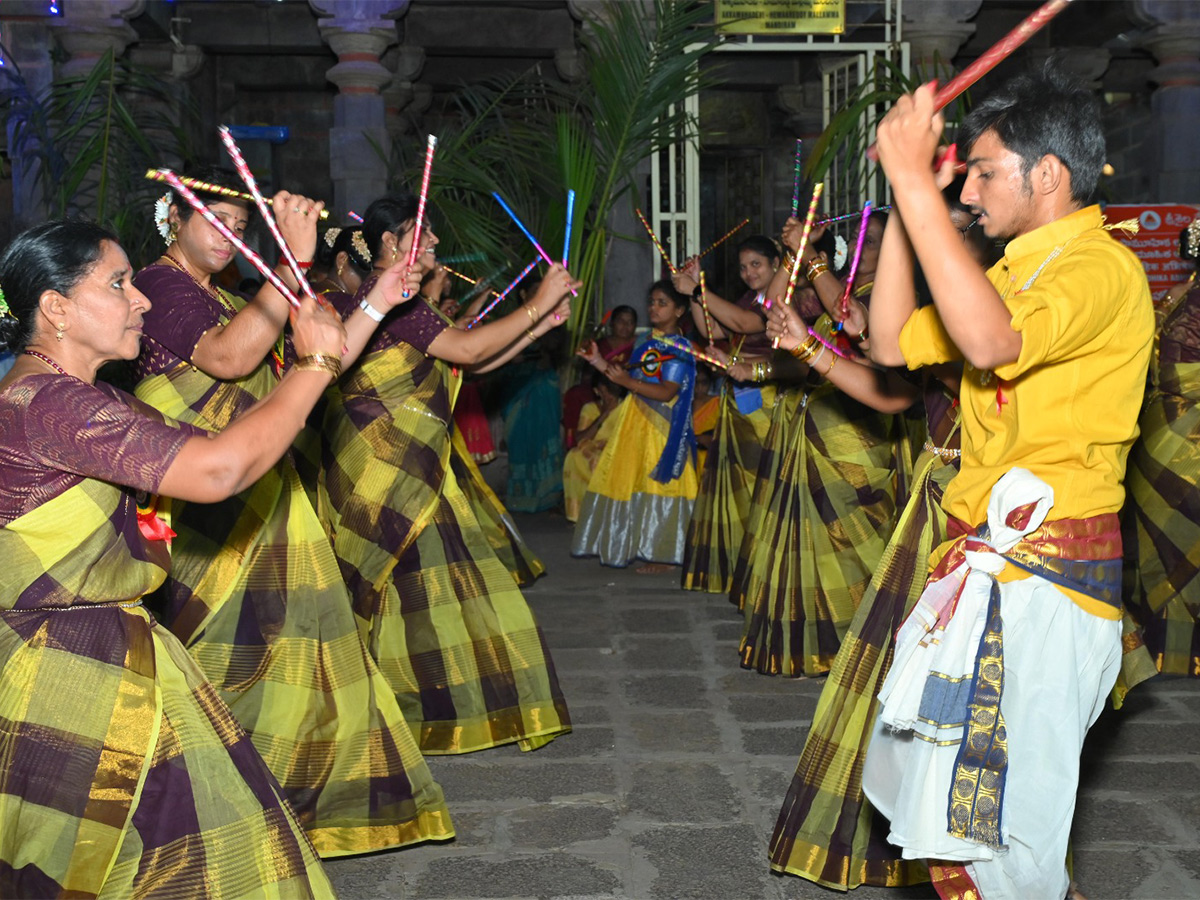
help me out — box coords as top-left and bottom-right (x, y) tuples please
(782, 250), (797, 275)
(825, 353), (838, 376)
(525, 303), (539, 325)
(789, 335), (818, 361)
(526, 328), (538, 342)
(293, 353), (342, 379)
(805, 259), (829, 282)
(853, 324), (869, 343)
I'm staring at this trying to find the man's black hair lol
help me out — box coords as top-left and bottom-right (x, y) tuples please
(959, 59), (1106, 204)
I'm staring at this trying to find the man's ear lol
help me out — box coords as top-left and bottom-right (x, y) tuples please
(1034, 153), (1068, 198)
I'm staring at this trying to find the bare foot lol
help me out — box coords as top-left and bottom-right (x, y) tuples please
(635, 562), (676, 575)
(1067, 881), (1088, 900)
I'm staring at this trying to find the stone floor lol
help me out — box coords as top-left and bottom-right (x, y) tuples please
(325, 511), (1200, 900)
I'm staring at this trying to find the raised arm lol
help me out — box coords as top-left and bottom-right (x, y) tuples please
(424, 264), (579, 365)
(875, 83), (1019, 370)
(190, 192), (324, 380)
(673, 258), (765, 337)
(161, 292), (349, 502)
(867, 207), (918, 366)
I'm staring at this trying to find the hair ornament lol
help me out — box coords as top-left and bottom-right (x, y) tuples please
(1186, 216), (1200, 260)
(351, 229), (371, 265)
(154, 192), (173, 246)
(0, 282), (12, 320)
(323, 226), (343, 249)
(833, 234), (849, 271)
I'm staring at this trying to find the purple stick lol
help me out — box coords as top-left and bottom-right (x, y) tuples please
(467, 259), (540, 329)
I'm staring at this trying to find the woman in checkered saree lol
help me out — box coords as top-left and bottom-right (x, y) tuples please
(132, 169), (453, 857)
(1124, 219), (1200, 677)
(0, 221), (343, 897)
(319, 192), (575, 754)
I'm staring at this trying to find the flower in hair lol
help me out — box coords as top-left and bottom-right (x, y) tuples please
(0, 282), (12, 319)
(834, 234), (848, 271)
(323, 227), (343, 249)
(154, 193), (173, 246)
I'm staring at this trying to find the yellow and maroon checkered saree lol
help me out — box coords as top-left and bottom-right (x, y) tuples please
(321, 322), (570, 754)
(0, 478), (332, 898)
(134, 272), (451, 857)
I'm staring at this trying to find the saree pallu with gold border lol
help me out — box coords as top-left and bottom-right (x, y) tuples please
(322, 341), (570, 754)
(738, 376), (902, 678)
(769, 385), (961, 890)
(135, 292), (451, 857)
(451, 422), (546, 587)
(0, 479), (332, 898)
(1124, 360), (1200, 676)
(682, 382), (774, 594)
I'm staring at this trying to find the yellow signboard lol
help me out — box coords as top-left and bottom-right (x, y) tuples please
(715, 0), (846, 36)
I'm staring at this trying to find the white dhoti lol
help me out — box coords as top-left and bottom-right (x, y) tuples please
(862, 469), (1122, 900)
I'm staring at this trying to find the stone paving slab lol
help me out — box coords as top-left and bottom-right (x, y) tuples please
(326, 511), (1200, 900)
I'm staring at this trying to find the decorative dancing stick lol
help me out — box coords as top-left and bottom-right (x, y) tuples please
(699, 269), (714, 344)
(444, 264), (501, 299)
(835, 200), (873, 329)
(467, 259), (540, 329)
(791, 139), (803, 218)
(218, 126), (317, 303)
(157, 169), (299, 310)
(144, 168), (329, 219)
(867, 0), (1074, 160)
(408, 135), (438, 269)
(347, 210), (364, 223)
(774, 182), (824, 348)
(697, 218), (750, 260)
(563, 189), (576, 267)
(816, 205), (892, 227)
(492, 192), (577, 295)
(441, 252), (486, 265)
(654, 334), (726, 369)
(635, 208), (676, 273)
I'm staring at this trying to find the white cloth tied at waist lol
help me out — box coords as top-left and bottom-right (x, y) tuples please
(877, 467), (1054, 732)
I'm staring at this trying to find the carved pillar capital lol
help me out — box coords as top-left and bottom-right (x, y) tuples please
(50, 0), (144, 77)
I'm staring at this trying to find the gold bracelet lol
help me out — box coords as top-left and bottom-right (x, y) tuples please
(789, 335), (819, 362)
(293, 353), (342, 379)
(805, 259), (829, 282)
(852, 324), (869, 343)
(763, 359), (774, 380)
(782, 250), (797, 275)
(525, 303), (539, 325)
(825, 353), (838, 376)
(526, 328), (538, 342)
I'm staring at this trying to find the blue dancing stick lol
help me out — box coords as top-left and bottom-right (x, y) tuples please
(563, 189), (575, 267)
(493, 191), (576, 295)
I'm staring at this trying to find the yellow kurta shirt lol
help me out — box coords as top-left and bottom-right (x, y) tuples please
(899, 204), (1153, 532)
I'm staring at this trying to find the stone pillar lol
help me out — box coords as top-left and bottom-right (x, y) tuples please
(902, 0), (980, 81)
(49, 0), (144, 78)
(310, 0), (407, 217)
(1135, 0), (1200, 202)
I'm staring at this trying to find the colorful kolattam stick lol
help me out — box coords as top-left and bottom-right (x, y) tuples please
(697, 218), (750, 260)
(467, 259), (540, 329)
(493, 192), (577, 296)
(867, 0), (1073, 159)
(145, 168), (329, 219)
(817, 205), (892, 227)
(219, 125), (318, 303)
(699, 269), (713, 344)
(408, 135), (438, 269)
(836, 200), (873, 328)
(774, 182), (824, 348)
(444, 264), (501, 299)
(157, 168), (300, 310)
(635, 208), (676, 274)
(347, 210), (364, 223)
(655, 334), (726, 369)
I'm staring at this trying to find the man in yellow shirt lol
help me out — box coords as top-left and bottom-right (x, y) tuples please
(861, 64), (1153, 900)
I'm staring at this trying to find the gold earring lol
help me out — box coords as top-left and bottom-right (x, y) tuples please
(336, 262), (345, 276)
(391, 245), (398, 261)
(167, 224), (178, 246)
(55, 323), (65, 342)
